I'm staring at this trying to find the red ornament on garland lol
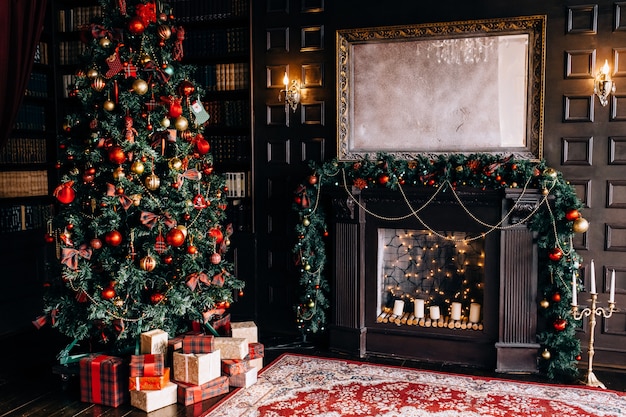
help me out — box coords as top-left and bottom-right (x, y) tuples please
(165, 228), (185, 247)
(195, 137), (210, 155)
(44, 233), (55, 243)
(128, 17), (146, 35)
(105, 230), (123, 246)
(551, 292), (561, 303)
(150, 292), (165, 304)
(565, 209), (581, 221)
(186, 245), (197, 255)
(548, 247), (563, 262)
(54, 181), (76, 204)
(208, 227), (223, 244)
(108, 146), (126, 164)
(90, 238), (103, 249)
(101, 286), (116, 300)
(553, 318), (567, 332)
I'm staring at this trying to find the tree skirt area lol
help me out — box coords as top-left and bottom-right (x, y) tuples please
(205, 353), (626, 417)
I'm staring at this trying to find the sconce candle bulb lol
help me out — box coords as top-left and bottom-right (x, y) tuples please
(594, 59), (616, 107)
(281, 72), (301, 113)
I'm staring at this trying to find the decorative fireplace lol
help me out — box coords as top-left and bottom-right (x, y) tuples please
(328, 186), (542, 373)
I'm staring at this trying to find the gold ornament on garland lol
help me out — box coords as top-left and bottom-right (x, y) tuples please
(541, 349), (551, 360)
(174, 116), (188, 131)
(145, 173), (161, 190)
(132, 78), (149, 95)
(572, 217), (589, 233)
(131, 160), (145, 175)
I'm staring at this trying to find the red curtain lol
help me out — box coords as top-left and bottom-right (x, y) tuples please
(0, 0), (48, 149)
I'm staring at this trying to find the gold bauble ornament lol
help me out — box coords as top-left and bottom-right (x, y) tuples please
(92, 76), (106, 91)
(308, 300), (315, 308)
(131, 194), (142, 206)
(541, 188), (549, 196)
(174, 116), (189, 131)
(161, 117), (171, 128)
(145, 173), (161, 190)
(131, 160), (145, 175)
(541, 349), (551, 360)
(168, 157), (183, 171)
(572, 217), (589, 233)
(157, 25), (172, 40)
(113, 167), (125, 181)
(132, 78), (149, 95)
(139, 255), (157, 271)
(139, 54), (152, 65)
(302, 217), (311, 227)
(86, 68), (99, 78)
(103, 99), (115, 112)
(543, 168), (557, 179)
(99, 37), (111, 48)
(539, 298), (550, 309)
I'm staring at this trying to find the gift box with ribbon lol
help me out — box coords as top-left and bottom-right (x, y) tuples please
(228, 366), (257, 388)
(231, 321), (258, 343)
(129, 353), (165, 377)
(140, 329), (169, 355)
(79, 354), (128, 407)
(247, 342), (264, 359)
(129, 367), (171, 391)
(221, 359), (251, 376)
(213, 337), (248, 359)
(176, 376), (229, 405)
(172, 350), (220, 385)
(182, 334), (214, 354)
(130, 381), (177, 412)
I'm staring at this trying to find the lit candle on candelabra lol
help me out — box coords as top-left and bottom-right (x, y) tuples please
(572, 272), (578, 306)
(590, 259), (596, 294)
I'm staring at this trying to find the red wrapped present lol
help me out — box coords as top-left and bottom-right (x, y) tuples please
(130, 354), (165, 377)
(182, 334), (214, 354)
(176, 376), (229, 405)
(210, 313), (231, 336)
(80, 354), (129, 407)
(221, 359), (251, 376)
(129, 367), (171, 391)
(248, 342), (264, 359)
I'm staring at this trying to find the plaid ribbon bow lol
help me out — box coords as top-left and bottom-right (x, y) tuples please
(186, 272), (211, 291)
(140, 211), (177, 230)
(61, 245), (93, 270)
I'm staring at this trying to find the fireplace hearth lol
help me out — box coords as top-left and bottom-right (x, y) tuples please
(328, 186), (542, 373)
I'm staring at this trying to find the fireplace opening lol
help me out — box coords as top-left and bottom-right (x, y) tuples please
(376, 228), (485, 331)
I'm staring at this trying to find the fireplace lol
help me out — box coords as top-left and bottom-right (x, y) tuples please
(328, 186), (542, 373)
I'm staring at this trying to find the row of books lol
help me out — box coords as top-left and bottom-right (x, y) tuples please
(34, 42), (49, 65)
(171, 0), (249, 22)
(0, 170), (49, 198)
(205, 100), (250, 128)
(25, 72), (49, 98)
(224, 171), (250, 198)
(57, 41), (88, 66)
(0, 203), (54, 233)
(0, 137), (47, 165)
(185, 27), (249, 58)
(13, 104), (46, 132)
(57, 5), (102, 33)
(193, 63), (250, 92)
(208, 135), (251, 164)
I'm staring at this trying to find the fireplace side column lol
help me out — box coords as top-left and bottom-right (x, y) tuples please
(496, 189), (541, 373)
(328, 190), (367, 357)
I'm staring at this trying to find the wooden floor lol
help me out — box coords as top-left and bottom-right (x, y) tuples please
(1, 328), (625, 417)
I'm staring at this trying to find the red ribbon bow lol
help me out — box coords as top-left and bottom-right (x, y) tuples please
(172, 26), (185, 61)
(176, 168), (202, 188)
(140, 211), (177, 230)
(106, 183), (133, 210)
(186, 272), (211, 291)
(61, 245), (93, 270)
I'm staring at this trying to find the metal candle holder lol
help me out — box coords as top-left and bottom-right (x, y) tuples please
(571, 294), (616, 389)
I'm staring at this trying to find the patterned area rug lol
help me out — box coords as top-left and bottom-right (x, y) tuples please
(205, 354), (626, 417)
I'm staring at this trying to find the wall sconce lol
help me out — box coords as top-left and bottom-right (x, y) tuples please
(281, 72), (300, 113)
(594, 59), (616, 107)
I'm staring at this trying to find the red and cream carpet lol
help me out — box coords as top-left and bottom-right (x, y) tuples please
(206, 353), (626, 417)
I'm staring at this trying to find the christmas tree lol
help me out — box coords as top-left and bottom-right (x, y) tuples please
(39, 0), (244, 353)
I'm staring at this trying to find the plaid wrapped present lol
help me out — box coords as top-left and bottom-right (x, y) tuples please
(176, 375), (229, 405)
(221, 359), (251, 376)
(229, 366), (257, 388)
(130, 381), (177, 412)
(129, 367), (171, 391)
(210, 312), (231, 336)
(130, 354), (165, 377)
(248, 342), (264, 359)
(213, 337), (248, 359)
(79, 354), (129, 407)
(173, 351), (220, 385)
(140, 329), (169, 355)
(231, 321), (258, 343)
(182, 334), (214, 354)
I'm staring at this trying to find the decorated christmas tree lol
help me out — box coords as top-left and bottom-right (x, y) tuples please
(38, 0), (244, 353)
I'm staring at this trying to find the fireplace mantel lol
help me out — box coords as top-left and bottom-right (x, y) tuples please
(327, 186), (541, 373)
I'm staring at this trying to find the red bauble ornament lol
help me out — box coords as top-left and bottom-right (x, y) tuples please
(553, 318), (567, 331)
(308, 175), (318, 185)
(202, 164), (214, 175)
(551, 292), (561, 303)
(576, 354), (582, 361)
(192, 194), (208, 209)
(166, 228), (185, 247)
(54, 182), (76, 204)
(150, 292), (165, 304)
(44, 233), (55, 243)
(168, 99), (183, 118)
(90, 238), (103, 249)
(195, 137), (210, 155)
(101, 286), (116, 300)
(128, 17), (146, 35)
(378, 174), (390, 185)
(565, 209), (581, 221)
(104, 230), (122, 246)
(210, 252), (222, 264)
(548, 247), (563, 262)
(208, 227), (223, 244)
(178, 80), (195, 97)
(186, 245), (197, 255)
(108, 146), (126, 164)
(163, 254), (173, 264)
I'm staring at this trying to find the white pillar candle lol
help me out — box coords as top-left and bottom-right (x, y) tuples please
(414, 299), (425, 318)
(450, 302), (462, 321)
(429, 306), (440, 320)
(392, 300), (405, 316)
(610, 269), (616, 303)
(590, 259), (596, 293)
(571, 272), (578, 306)
(469, 303), (481, 323)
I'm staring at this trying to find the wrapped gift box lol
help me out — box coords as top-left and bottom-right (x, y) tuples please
(248, 342), (264, 359)
(130, 353), (165, 377)
(231, 321), (258, 343)
(130, 381), (177, 412)
(129, 367), (170, 391)
(221, 359), (251, 376)
(229, 366), (257, 388)
(213, 337), (247, 359)
(250, 357), (264, 371)
(182, 334), (214, 354)
(176, 376), (229, 405)
(209, 312), (231, 336)
(173, 350), (220, 385)
(141, 329), (169, 355)
(79, 354), (128, 407)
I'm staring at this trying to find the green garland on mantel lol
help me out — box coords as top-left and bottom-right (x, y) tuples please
(292, 152), (587, 381)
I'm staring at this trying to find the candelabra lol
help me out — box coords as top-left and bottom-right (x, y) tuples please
(571, 293), (616, 389)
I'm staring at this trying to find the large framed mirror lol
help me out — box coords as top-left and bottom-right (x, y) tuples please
(336, 15), (546, 161)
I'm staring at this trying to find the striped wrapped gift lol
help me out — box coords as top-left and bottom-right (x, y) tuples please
(176, 375), (229, 405)
(79, 354), (128, 407)
(182, 334), (214, 354)
(130, 353), (165, 377)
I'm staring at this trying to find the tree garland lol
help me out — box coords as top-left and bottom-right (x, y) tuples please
(293, 153), (587, 380)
